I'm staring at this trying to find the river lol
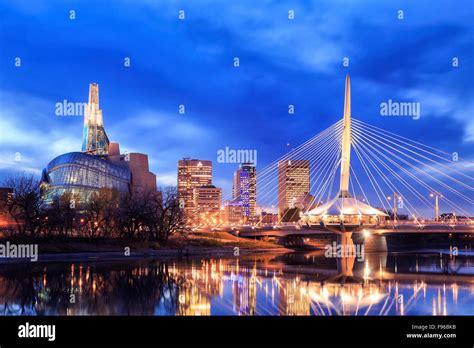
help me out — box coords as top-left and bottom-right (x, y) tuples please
(0, 248), (472, 316)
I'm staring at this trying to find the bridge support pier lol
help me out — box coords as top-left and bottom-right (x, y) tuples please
(337, 232), (354, 248)
(325, 232), (357, 282)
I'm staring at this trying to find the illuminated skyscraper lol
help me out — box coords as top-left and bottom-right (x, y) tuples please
(177, 158), (212, 220)
(278, 160), (310, 217)
(193, 185), (222, 225)
(82, 83), (110, 156)
(233, 163), (257, 220)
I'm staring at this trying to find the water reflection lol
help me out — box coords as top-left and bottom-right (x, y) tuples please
(0, 250), (473, 316)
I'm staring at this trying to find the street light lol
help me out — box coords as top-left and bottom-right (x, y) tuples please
(430, 192), (442, 222)
(387, 192), (398, 222)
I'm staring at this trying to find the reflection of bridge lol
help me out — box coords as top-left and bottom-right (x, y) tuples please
(218, 75), (473, 246)
(193, 252), (473, 315)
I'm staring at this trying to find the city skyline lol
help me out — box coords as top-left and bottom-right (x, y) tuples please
(0, 2), (473, 341)
(0, 0), (473, 202)
(2, 74), (472, 221)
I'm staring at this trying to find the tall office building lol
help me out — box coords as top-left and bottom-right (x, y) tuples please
(82, 83), (110, 156)
(177, 158), (212, 219)
(193, 185), (222, 225)
(278, 160), (310, 217)
(232, 163), (256, 220)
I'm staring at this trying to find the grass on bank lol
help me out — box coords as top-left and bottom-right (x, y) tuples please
(0, 231), (284, 254)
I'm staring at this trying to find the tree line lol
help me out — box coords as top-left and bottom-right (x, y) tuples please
(0, 174), (188, 243)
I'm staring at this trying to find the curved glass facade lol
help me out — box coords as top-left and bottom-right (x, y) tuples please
(41, 152), (131, 204)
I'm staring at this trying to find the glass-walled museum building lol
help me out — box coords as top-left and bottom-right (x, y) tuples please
(41, 151), (131, 203)
(41, 83), (156, 204)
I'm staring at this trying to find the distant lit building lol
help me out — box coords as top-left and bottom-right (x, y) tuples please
(177, 158), (212, 219)
(278, 160), (310, 217)
(233, 163), (256, 220)
(193, 185), (222, 225)
(260, 211), (278, 224)
(41, 83), (156, 204)
(0, 187), (13, 205)
(0, 187), (13, 226)
(224, 199), (244, 225)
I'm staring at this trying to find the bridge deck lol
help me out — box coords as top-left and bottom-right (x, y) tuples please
(232, 225), (474, 238)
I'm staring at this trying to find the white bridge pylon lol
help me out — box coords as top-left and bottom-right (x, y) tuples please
(302, 75), (387, 232)
(222, 75), (473, 229)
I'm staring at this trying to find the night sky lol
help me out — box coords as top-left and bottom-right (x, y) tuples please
(0, 0), (473, 215)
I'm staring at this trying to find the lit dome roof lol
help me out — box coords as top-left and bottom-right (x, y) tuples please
(304, 196), (388, 216)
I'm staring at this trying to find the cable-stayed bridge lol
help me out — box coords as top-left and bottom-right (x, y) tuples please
(216, 75), (473, 247)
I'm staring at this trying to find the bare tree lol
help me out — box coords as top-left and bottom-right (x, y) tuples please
(84, 188), (120, 239)
(116, 191), (148, 241)
(2, 174), (188, 245)
(144, 187), (188, 243)
(3, 174), (45, 236)
(45, 192), (79, 238)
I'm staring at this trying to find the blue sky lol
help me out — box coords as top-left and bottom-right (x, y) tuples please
(0, 0), (473, 215)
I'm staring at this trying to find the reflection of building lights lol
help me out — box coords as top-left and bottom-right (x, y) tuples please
(443, 294), (447, 316)
(400, 296), (404, 316)
(15, 255), (468, 316)
(364, 260), (370, 279)
(452, 284), (458, 304)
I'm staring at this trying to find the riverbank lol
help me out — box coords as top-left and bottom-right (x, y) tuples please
(0, 231), (292, 263)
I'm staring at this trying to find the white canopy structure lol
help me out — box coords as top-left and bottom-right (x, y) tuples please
(305, 196), (387, 217)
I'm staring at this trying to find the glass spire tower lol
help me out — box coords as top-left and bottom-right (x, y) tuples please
(82, 83), (110, 155)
